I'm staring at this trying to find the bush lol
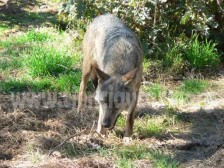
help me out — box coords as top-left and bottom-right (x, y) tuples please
(58, 0), (224, 53)
(58, 0), (222, 75)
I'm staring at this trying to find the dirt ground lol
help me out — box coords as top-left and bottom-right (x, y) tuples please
(0, 88), (224, 168)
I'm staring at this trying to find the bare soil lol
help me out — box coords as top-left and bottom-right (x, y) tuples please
(0, 88), (223, 167)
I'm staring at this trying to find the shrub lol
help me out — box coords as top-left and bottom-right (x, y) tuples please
(58, 0), (224, 55)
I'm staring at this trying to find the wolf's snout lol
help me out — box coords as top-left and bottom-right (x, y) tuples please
(102, 118), (111, 128)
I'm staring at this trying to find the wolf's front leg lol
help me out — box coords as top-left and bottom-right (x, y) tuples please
(123, 93), (138, 144)
(97, 105), (108, 137)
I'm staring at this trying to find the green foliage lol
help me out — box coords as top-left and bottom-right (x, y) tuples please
(59, 0), (223, 74)
(185, 36), (220, 71)
(116, 115), (126, 127)
(23, 45), (75, 77)
(163, 46), (185, 74)
(0, 26), (83, 94)
(160, 34), (219, 74)
(0, 24), (9, 36)
(171, 90), (189, 104)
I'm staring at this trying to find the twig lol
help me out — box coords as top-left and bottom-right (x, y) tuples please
(48, 128), (86, 156)
(89, 121), (96, 136)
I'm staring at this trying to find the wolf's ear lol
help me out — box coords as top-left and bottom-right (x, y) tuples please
(95, 68), (110, 81)
(122, 68), (137, 85)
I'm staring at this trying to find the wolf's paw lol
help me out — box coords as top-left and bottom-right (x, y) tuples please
(96, 127), (108, 138)
(123, 137), (132, 145)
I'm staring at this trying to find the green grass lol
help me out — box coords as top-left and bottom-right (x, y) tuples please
(18, 29), (53, 42)
(144, 83), (164, 100)
(0, 29), (56, 71)
(171, 79), (209, 104)
(142, 79), (209, 105)
(0, 78), (53, 93)
(55, 71), (82, 93)
(116, 107), (184, 138)
(180, 79), (209, 94)
(0, 26), (83, 94)
(116, 115), (126, 127)
(23, 45), (76, 77)
(99, 145), (179, 168)
(134, 116), (166, 137)
(163, 46), (185, 74)
(0, 73), (82, 93)
(0, 11), (57, 27)
(171, 90), (189, 105)
(0, 57), (23, 70)
(185, 35), (220, 71)
(0, 24), (9, 35)
(150, 150), (179, 168)
(27, 144), (44, 164)
(0, 29), (53, 47)
(143, 59), (151, 73)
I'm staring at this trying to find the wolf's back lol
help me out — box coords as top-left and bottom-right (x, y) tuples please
(83, 14), (143, 75)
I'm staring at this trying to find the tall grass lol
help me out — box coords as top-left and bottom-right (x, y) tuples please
(185, 35), (220, 71)
(163, 46), (185, 74)
(23, 45), (75, 77)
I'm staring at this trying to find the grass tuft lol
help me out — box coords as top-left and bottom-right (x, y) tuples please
(55, 71), (82, 93)
(23, 45), (76, 77)
(185, 35), (220, 71)
(99, 145), (179, 168)
(180, 79), (209, 94)
(135, 116), (166, 137)
(144, 83), (164, 100)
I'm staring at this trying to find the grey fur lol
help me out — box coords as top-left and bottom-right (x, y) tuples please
(78, 14), (143, 138)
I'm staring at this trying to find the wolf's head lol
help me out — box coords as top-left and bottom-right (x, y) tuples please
(94, 68), (137, 130)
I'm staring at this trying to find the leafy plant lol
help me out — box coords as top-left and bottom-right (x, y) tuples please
(58, 0), (224, 58)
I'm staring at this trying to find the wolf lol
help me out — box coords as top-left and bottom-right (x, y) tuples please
(78, 14), (143, 138)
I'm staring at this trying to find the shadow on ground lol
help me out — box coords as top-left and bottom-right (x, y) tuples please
(136, 105), (224, 167)
(0, 0), (58, 31)
(0, 93), (223, 167)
